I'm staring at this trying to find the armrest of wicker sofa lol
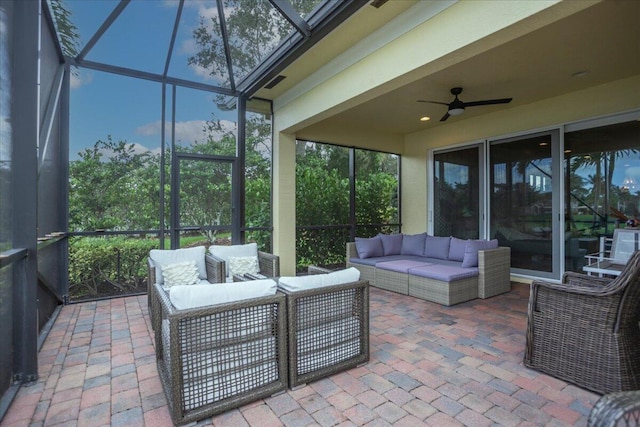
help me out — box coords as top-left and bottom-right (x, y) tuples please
(204, 253), (226, 283)
(307, 265), (333, 275)
(478, 246), (511, 299)
(562, 271), (613, 288)
(153, 283), (288, 425)
(280, 279), (370, 387)
(346, 242), (358, 260)
(258, 251), (280, 277)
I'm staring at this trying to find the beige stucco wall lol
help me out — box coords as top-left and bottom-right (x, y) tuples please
(270, 0), (623, 274)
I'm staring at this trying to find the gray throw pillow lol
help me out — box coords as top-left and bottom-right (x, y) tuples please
(424, 235), (450, 260)
(448, 237), (468, 261)
(401, 233), (427, 256)
(355, 236), (384, 258)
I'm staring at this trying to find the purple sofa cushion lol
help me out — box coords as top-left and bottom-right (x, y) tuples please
(408, 264), (478, 282)
(461, 239), (499, 268)
(424, 235), (450, 260)
(401, 233), (427, 256)
(355, 236), (384, 258)
(379, 233), (403, 256)
(376, 260), (432, 273)
(448, 237), (468, 261)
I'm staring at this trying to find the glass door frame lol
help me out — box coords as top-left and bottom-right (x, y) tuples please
(488, 129), (562, 280)
(428, 143), (486, 239)
(170, 153), (239, 249)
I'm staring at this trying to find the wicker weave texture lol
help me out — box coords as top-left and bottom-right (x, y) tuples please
(588, 390), (640, 427)
(524, 250), (640, 395)
(374, 268), (409, 295)
(408, 274), (478, 306)
(153, 284), (288, 425)
(284, 280), (370, 388)
(478, 247), (511, 298)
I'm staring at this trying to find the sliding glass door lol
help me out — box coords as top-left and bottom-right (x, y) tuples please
(432, 146), (483, 239)
(489, 131), (560, 277)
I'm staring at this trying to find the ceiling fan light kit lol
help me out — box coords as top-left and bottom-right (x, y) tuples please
(418, 87), (512, 121)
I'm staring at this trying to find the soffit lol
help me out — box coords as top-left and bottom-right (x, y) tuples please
(256, 0), (640, 135)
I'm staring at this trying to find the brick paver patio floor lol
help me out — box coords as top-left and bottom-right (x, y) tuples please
(1, 282), (600, 426)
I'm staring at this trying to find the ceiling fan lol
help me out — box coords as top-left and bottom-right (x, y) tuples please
(418, 87), (513, 122)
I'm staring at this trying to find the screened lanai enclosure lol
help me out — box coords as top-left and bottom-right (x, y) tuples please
(3, 0), (640, 422)
(1, 0), (379, 418)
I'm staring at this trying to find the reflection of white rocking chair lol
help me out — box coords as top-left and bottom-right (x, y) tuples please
(583, 229), (640, 277)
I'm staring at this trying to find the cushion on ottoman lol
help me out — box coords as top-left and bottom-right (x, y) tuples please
(408, 264), (478, 282)
(376, 260), (432, 273)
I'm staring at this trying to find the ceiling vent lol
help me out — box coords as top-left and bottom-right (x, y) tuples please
(265, 75), (287, 89)
(370, 0), (389, 8)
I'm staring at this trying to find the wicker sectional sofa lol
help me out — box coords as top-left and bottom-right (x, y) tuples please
(346, 233), (511, 306)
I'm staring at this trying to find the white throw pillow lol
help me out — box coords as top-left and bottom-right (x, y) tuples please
(149, 246), (206, 285)
(169, 279), (277, 310)
(209, 243), (258, 277)
(228, 256), (260, 276)
(162, 261), (199, 288)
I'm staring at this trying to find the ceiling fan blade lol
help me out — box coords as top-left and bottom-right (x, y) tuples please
(462, 98), (513, 107)
(417, 100), (449, 106)
(440, 112), (450, 122)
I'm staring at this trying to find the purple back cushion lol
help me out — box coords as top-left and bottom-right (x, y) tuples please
(401, 233), (427, 256)
(355, 236), (384, 259)
(448, 237), (468, 261)
(424, 235), (451, 260)
(379, 233), (403, 256)
(462, 239), (499, 267)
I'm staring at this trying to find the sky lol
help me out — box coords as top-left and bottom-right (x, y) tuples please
(67, 0), (238, 159)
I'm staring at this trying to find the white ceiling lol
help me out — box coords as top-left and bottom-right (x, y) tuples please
(255, 0), (640, 136)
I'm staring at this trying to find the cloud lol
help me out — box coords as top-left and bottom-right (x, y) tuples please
(95, 142), (161, 159)
(70, 69), (93, 89)
(135, 119), (237, 146)
(624, 166), (640, 177)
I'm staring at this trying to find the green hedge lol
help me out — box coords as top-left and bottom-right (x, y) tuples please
(68, 236), (158, 301)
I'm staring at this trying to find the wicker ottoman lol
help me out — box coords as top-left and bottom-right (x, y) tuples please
(408, 265), (479, 306)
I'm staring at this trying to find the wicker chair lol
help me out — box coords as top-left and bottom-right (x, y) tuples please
(151, 283), (288, 425)
(280, 266), (370, 388)
(524, 250), (640, 394)
(588, 390), (640, 427)
(147, 253), (225, 328)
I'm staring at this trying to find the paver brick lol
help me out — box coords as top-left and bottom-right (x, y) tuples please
(2, 288), (603, 427)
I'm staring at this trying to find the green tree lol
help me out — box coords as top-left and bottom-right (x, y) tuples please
(49, 0), (80, 58)
(295, 142), (399, 269)
(189, 0), (318, 96)
(69, 137), (159, 231)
